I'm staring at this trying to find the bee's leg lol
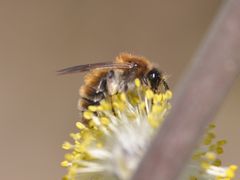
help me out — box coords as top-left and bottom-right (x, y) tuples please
(103, 70), (119, 115)
(78, 97), (101, 125)
(79, 97), (100, 110)
(106, 70), (121, 95)
(79, 78), (106, 109)
(90, 92), (105, 103)
(122, 67), (138, 91)
(96, 78), (107, 94)
(80, 84), (105, 106)
(162, 79), (169, 90)
(142, 76), (148, 85)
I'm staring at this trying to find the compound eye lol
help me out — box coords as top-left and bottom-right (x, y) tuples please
(149, 71), (158, 80)
(147, 69), (161, 91)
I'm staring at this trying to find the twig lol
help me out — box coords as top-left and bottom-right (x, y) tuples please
(132, 0), (240, 180)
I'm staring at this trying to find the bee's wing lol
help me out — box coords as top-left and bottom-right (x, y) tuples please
(57, 62), (133, 75)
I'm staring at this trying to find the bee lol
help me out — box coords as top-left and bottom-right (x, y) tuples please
(58, 53), (169, 111)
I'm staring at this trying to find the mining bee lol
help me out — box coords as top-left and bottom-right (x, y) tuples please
(58, 53), (169, 111)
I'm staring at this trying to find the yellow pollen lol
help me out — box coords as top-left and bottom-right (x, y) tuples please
(96, 143), (103, 148)
(205, 152), (216, 161)
(152, 105), (163, 113)
(146, 89), (154, 99)
(62, 142), (72, 150)
(209, 144), (216, 151)
(229, 165), (238, 171)
(139, 102), (146, 110)
(113, 102), (125, 111)
(97, 105), (103, 111)
(226, 168), (235, 178)
(153, 94), (163, 104)
(100, 100), (112, 111)
(88, 105), (97, 112)
(88, 121), (96, 128)
(203, 137), (212, 145)
(216, 147), (224, 154)
(135, 78), (141, 87)
(192, 152), (202, 160)
(208, 123), (216, 129)
(213, 159), (222, 166)
(208, 132), (216, 139)
(75, 144), (85, 153)
(201, 162), (210, 170)
(100, 117), (110, 126)
(64, 153), (74, 161)
(147, 114), (159, 128)
(70, 133), (81, 140)
(83, 111), (93, 120)
(165, 90), (173, 99)
(190, 176), (198, 180)
(61, 160), (70, 167)
(76, 122), (86, 129)
(120, 93), (127, 102)
(217, 140), (227, 146)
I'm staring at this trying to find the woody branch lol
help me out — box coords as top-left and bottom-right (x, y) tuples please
(133, 0), (240, 180)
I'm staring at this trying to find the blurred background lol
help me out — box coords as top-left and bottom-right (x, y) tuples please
(0, 0), (239, 179)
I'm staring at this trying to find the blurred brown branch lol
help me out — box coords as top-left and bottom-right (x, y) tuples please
(132, 0), (240, 180)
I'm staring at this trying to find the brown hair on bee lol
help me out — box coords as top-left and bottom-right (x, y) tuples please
(58, 53), (169, 111)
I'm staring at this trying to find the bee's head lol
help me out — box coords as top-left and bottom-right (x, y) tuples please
(145, 68), (169, 92)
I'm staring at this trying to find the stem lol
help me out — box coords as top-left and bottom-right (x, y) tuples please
(132, 0), (240, 179)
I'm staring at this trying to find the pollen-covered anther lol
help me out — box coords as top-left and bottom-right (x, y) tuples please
(61, 160), (71, 167)
(201, 161), (211, 170)
(147, 113), (160, 128)
(83, 111), (93, 120)
(99, 100), (112, 111)
(62, 142), (73, 150)
(134, 78), (141, 87)
(70, 133), (81, 141)
(76, 122), (86, 129)
(64, 153), (74, 161)
(205, 152), (216, 161)
(165, 90), (173, 99)
(100, 117), (110, 126)
(152, 105), (163, 113)
(120, 93), (127, 102)
(153, 94), (163, 104)
(145, 89), (154, 99)
(88, 105), (98, 112)
(213, 159), (222, 166)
